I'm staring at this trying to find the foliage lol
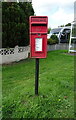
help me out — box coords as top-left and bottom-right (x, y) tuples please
(58, 25), (64, 27)
(48, 27), (51, 34)
(2, 2), (34, 48)
(47, 34), (59, 45)
(2, 50), (74, 118)
(58, 23), (71, 28)
(65, 23), (71, 26)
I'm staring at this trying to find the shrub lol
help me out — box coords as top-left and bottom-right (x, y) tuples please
(2, 2), (34, 48)
(47, 34), (59, 45)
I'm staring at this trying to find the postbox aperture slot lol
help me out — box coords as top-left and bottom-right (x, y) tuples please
(31, 24), (47, 33)
(31, 24), (47, 26)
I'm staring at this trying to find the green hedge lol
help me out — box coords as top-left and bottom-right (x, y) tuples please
(47, 34), (59, 45)
(2, 2), (34, 48)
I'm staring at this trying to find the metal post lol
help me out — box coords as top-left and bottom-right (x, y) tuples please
(35, 58), (39, 95)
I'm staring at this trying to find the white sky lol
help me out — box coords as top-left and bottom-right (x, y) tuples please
(32, 0), (75, 28)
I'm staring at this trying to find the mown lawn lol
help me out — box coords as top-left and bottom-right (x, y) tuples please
(2, 50), (74, 119)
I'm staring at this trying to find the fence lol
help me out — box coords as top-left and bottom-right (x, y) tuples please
(0, 46), (30, 64)
(0, 43), (72, 64)
(47, 43), (69, 51)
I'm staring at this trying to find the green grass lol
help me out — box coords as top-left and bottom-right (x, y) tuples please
(0, 65), (2, 119)
(2, 50), (74, 119)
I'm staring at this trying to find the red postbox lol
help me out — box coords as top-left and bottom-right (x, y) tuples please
(29, 16), (48, 58)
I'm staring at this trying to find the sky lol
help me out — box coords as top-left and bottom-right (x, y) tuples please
(32, 0), (75, 28)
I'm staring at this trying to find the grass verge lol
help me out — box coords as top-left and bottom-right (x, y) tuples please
(2, 50), (74, 119)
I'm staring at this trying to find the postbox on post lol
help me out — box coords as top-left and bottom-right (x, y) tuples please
(29, 16), (48, 95)
(29, 16), (48, 58)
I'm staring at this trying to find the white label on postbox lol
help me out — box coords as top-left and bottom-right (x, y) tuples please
(35, 38), (42, 51)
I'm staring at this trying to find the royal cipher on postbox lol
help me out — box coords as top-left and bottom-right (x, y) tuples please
(29, 16), (48, 58)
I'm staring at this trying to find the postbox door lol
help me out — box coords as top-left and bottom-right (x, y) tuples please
(30, 34), (47, 58)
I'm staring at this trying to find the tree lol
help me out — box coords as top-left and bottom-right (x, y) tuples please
(65, 23), (71, 26)
(48, 27), (51, 34)
(58, 23), (71, 28)
(58, 25), (64, 27)
(2, 2), (34, 48)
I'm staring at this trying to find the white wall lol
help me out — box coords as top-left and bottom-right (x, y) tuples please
(0, 46), (30, 64)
